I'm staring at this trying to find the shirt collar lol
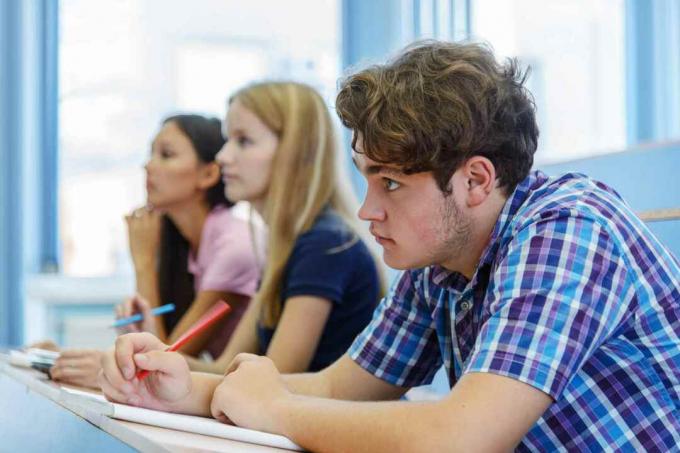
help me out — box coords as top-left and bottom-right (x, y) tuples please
(430, 171), (546, 290)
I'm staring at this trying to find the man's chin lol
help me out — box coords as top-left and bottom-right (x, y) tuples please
(383, 251), (428, 271)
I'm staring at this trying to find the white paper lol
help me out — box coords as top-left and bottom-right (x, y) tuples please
(62, 388), (302, 451)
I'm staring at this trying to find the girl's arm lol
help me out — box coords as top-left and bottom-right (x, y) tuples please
(262, 295), (332, 373)
(127, 208), (166, 339)
(134, 266), (167, 340)
(188, 295), (332, 374)
(168, 291), (250, 356)
(186, 295), (261, 373)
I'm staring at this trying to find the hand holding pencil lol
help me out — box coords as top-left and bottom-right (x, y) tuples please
(99, 300), (231, 412)
(99, 331), (190, 412)
(114, 294), (168, 335)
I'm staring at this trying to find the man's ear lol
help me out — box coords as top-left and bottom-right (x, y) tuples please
(198, 161), (221, 190)
(461, 156), (496, 207)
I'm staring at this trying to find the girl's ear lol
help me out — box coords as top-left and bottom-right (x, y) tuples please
(198, 161), (221, 190)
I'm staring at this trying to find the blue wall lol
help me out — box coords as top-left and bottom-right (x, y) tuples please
(0, 0), (59, 346)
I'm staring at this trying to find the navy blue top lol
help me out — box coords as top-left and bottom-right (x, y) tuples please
(257, 208), (381, 371)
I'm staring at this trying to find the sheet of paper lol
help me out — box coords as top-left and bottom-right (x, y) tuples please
(62, 388), (303, 451)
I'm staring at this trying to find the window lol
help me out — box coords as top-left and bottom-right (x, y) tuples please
(59, 0), (340, 276)
(471, 0), (626, 163)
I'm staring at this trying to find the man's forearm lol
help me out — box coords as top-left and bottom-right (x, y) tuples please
(275, 396), (457, 453)
(281, 355), (406, 402)
(272, 372), (547, 453)
(283, 371), (333, 399)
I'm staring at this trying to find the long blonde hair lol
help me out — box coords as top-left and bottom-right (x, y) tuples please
(231, 81), (384, 328)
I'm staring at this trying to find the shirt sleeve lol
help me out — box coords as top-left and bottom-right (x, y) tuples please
(198, 234), (260, 297)
(349, 270), (443, 387)
(465, 210), (633, 399)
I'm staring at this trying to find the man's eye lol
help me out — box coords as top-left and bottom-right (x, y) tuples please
(383, 178), (401, 191)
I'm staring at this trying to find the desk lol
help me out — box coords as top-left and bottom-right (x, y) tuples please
(0, 360), (293, 452)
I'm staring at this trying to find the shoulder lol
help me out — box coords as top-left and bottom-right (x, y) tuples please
(521, 173), (624, 218)
(283, 209), (376, 284)
(505, 172), (631, 247)
(206, 204), (247, 227)
(202, 205), (257, 263)
(293, 208), (360, 254)
(204, 205), (251, 242)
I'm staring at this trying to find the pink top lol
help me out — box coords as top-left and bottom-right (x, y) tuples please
(187, 205), (261, 359)
(187, 205), (259, 297)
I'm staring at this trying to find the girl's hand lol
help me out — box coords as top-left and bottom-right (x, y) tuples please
(115, 295), (157, 336)
(98, 333), (192, 412)
(50, 349), (104, 389)
(125, 206), (162, 271)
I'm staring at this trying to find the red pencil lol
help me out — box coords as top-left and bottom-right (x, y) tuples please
(136, 300), (231, 380)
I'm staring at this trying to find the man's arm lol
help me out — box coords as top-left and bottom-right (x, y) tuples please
(212, 355), (552, 453)
(283, 354), (407, 401)
(281, 372), (551, 452)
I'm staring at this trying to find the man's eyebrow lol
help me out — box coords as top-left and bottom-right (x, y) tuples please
(367, 165), (404, 177)
(352, 155), (404, 177)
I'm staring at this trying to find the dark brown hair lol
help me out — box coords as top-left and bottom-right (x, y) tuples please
(336, 40), (539, 195)
(158, 114), (229, 332)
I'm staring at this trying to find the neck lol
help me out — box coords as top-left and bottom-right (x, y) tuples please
(166, 199), (212, 254)
(442, 190), (508, 280)
(251, 198), (268, 225)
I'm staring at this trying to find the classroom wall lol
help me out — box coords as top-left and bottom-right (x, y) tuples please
(538, 141), (680, 258)
(0, 0), (59, 346)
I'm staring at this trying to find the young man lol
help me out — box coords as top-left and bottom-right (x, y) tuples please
(100, 41), (680, 451)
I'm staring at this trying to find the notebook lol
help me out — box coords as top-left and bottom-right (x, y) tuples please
(7, 348), (59, 374)
(61, 387), (303, 451)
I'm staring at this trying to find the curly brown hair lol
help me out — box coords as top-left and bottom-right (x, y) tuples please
(335, 40), (539, 195)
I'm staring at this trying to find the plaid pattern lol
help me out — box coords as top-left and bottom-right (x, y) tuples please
(350, 171), (680, 451)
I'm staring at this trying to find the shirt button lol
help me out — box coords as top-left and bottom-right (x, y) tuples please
(460, 301), (471, 311)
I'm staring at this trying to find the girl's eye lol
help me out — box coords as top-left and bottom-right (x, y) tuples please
(160, 149), (174, 159)
(383, 178), (401, 191)
(237, 136), (251, 147)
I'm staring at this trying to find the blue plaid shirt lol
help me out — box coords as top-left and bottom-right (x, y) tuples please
(349, 171), (680, 451)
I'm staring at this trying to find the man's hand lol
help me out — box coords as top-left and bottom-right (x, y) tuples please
(211, 354), (292, 434)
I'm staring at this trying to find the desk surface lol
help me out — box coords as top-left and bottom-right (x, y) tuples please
(0, 360), (293, 452)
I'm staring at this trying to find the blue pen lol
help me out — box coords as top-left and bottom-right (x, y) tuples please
(110, 303), (176, 328)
